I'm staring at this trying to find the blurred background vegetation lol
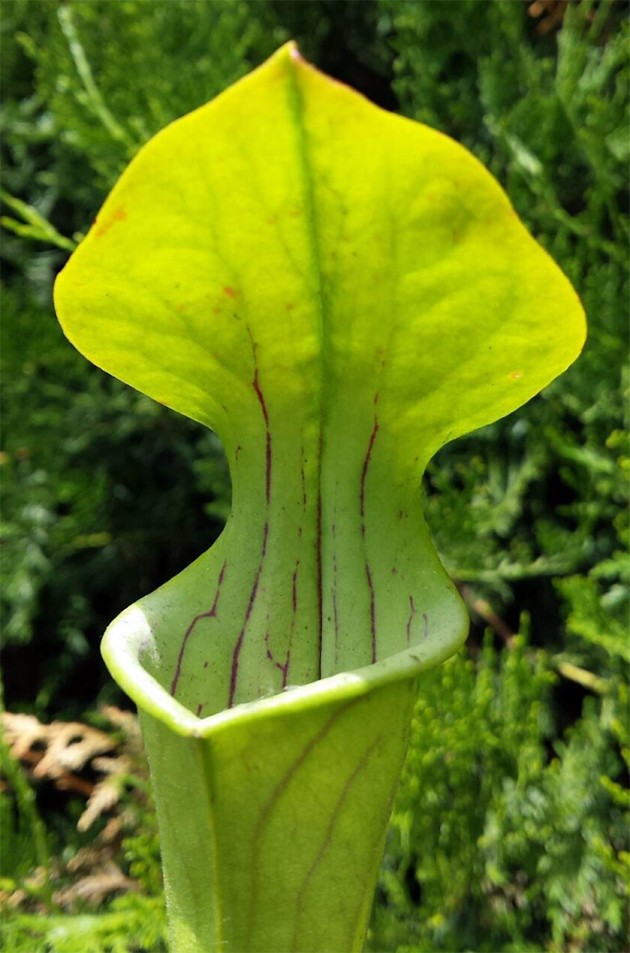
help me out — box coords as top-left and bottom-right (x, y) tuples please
(1, 1), (628, 951)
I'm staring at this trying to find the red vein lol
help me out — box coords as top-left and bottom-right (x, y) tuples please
(291, 561), (299, 614)
(297, 455), (307, 540)
(170, 560), (227, 697)
(315, 432), (323, 675)
(331, 521), (340, 666)
(228, 522), (268, 707)
(253, 368), (272, 506)
(366, 563), (377, 662)
(246, 699), (359, 940)
(248, 327), (272, 505)
(360, 414), (380, 535)
(360, 409), (380, 661)
(264, 632), (291, 688)
(291, 735), (382, 949)
(226, 329), (275, 706)
(263, 558), (300, 689)
(283, 560), (300, 686)
(332, 553), (340, 666)
(300, 453), (308, 508)
(406, 595), (417, 646)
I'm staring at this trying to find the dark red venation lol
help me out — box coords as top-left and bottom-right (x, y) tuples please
(360, 413), (380, 535)
(366, 563), (377, 662)
(228, 522), (269, 707)
(170, 560), (227, 697)
(290, 733), (382, 949)
(248, 328), (272, 506)
(300, 454), (307, 508)
(359, 415), (380, 662)
(228, 568), (262, 707)
(264, 556), (299, 689)
(332, 550), (340, 664)
(246, 699), (360, 938)
(251, 366), (269, 425)
(252, 368), (272, 505)
(265, 630), (291, 688)
(315, 432), (323, 674)
(406, 595), (417, 646)
(291, 561), (299, 614)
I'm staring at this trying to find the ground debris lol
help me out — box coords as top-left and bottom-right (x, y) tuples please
(1, 706), (151, 913)
(1, 706), (143, 831)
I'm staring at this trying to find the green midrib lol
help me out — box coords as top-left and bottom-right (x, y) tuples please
(286, 51), (331, 681)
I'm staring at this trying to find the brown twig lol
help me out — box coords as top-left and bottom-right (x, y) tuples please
(458, 584), (516, 647)
(527, 0), (571, 35)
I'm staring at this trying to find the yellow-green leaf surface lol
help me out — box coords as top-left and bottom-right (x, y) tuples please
(54, 43), (585, 953)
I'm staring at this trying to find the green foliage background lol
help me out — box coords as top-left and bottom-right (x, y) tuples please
(1, 1), (628, 951)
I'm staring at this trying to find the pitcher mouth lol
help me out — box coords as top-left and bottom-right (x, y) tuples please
(101, 598), (468, 739)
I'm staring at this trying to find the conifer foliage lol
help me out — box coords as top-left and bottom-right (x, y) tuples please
(1, 2), (627, 951)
